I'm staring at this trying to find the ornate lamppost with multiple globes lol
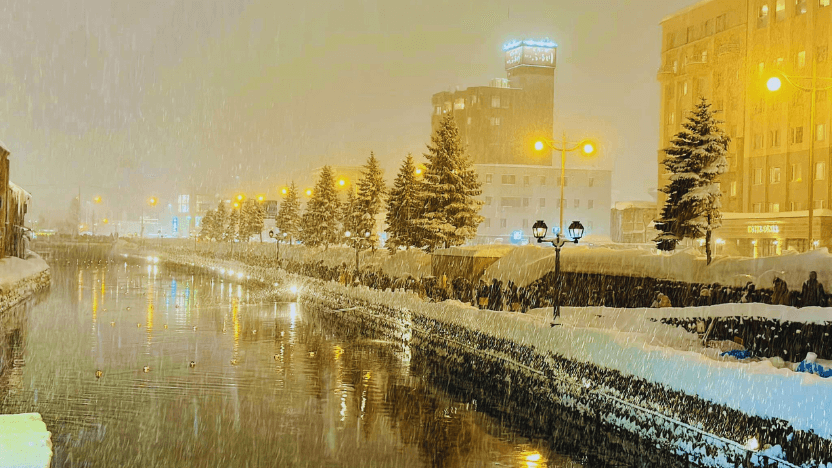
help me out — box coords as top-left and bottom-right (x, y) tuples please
(532, 219), (584, 324)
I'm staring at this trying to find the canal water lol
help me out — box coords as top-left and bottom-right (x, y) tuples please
(0, 261), (587, 468)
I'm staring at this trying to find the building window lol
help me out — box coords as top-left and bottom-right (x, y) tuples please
(790, 126), (804, 144)
(822, 0), (831, 7)
(769, 203), (780, 213)
(491, 95), (501, 108)
(500, 218), (507, 228)
(574, 199), (580, 209)
(484, 218), (491, 228)
(754, 133), (763, 149)
(796, 0), (807, 14)
(672, 60), (678, 73)
(704, 19), (714, 36)
(701, 50), (708, 63)
(757, 62), (766, 76)
(539, 198), (546, 207)
(453, 98), (465, 110)
(770, 129), (781, 147)
(797, 51), (806, 69)
(523, 175), (530, 186)
(501, 197), (522, 207)
(485, 196), (492, 206)
(588, 177), (595, 187)
(770, 167), (781, 184)
(755, 167), (764, 185)
(588, 200), (594, 209)
(557, 177), (568, 187)
(686, 26), (696, 43)
(775, 57), (785, 68)
(522, 198), (530, 207)
(776, 0), (787, 19)
(467, 116), (472, 125)
(753, 203), (763, 213)
(815, 200), (826, 209)
(485, 173), (493, 184)
(434, 106), (442, 115)
(683, 82), (688, 95)
(817, 124), (826, 141)
(816, 162), (826, 180)
(791, 163), (802, 182)
(539, 176), (546, 185)
(758, 3), (769, 28)
(730, 181), (738, 196)
(490, 117), (501, 126)
(501, 174), (515, 184)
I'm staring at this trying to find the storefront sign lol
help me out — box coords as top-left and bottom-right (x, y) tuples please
(747, 225), (779, 234)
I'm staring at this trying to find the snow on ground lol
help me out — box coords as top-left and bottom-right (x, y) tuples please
(483, 243), (832, 290)
(0, 254), (49, 291)
(0, 413), (52, 468)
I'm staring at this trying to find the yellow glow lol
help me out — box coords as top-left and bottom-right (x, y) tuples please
(257, 195), (264, 202)
(338, 179), (346, 186)
(233, 202), (239, 208)
(767, 77), (782, 92)
(534, 141), (544, 151)
(148, 197), (157, 206)
(305, 189), (313, 196)
(93, 196), (102, 203)
(415, 168), (422, 175)
(582, 142), (596, 155)
(281, 187), (288, 195)
(525, 453), (542, 462)
(103, 218), (108, 224)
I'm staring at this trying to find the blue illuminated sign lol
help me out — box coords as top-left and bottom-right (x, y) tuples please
(510, 230), (524, 245)
(172, 216), (179, 234)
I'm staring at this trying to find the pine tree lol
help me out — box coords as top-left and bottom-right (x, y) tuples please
(385, 154), (422, 252)
(239, 200), (264, 242)
(415, 113), (484, 251)
(226, 204), (240, 242)
(214, 202), (228, 241)
(199, 209), (217, 240)
(655, 96), (730, 264)
(276, 182), (301, 243)
(300, 166), (342, 248)
(341, 189), (359, 240)
(354, 152), (387, 250)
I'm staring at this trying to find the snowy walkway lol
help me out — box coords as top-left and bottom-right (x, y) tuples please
(0, 413), (52, 468)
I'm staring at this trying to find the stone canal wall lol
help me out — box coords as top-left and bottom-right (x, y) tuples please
(148, 251), (829, 468)
(0, 254), (50, 313)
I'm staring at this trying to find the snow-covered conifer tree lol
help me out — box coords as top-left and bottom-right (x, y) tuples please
(275, 182), (301, 243)
(354, 152), (386, 250)
(385, 154), (421, 252)
(214, 202), (228, 242)
(300, 166), (341, 248)
(341, 188), (358, 241)
(655, 96), (729, 264)
(415, 113), (484, 251)
(226, 204), (240, 242)
(240, 200), (264, 242)
(199, 209), (217, 241)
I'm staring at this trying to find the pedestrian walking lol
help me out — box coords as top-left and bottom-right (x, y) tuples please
(801, 271), (826, 307)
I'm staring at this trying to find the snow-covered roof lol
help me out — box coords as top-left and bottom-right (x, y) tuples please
(8, 181), (31, 200)
(613, 201), (657, 211)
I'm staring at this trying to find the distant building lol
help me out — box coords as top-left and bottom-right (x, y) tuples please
(660, 0), (832, 256)
(476, 164), (612, 243)
(430, 40), (611, 242)
(611, 201), (658, 243)
(0, 143), (31, 258)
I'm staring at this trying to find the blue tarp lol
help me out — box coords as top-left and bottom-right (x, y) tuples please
(796, 360), (832, 378)
(720, 349), (752, 360)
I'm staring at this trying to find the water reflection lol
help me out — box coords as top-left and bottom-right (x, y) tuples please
(0, 263), (587, 467)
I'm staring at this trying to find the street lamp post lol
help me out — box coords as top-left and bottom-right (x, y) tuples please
(532, 219), (584, 324)
(344, 230), (370, 272)
(534, 133), (596, 234)
(767, 64), (832, 250)
(269, 229), (281, 267)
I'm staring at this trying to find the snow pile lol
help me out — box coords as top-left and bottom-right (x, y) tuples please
(484, 243), (832, 290)
(644, 302), (832, 325)
(379, 249), (431, 278)
(0, 413), (52, 468)
(0, 254), (49, 290)
(433, 244), (515, 258)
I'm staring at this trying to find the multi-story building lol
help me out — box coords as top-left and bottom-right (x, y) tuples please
(431, 40), (612, 241)
(660, 0), (832, 256)
(611, 201), (659, 243)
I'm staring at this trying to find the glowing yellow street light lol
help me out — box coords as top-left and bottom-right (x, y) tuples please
(338, 178), (346, 187)
(103, 218), (109, 224)
(305, 189), (313, 197)
(257, 195), (265, 202)
(148, 197), (157, 206)
(281, 187), (288, 195)
(233, 202), (239, 208)
(766, 76), (782, 92)
(93, 196), (102, 204)
(236, 194), (244, 202)
(582, 142), (596, 155)
(534, 141), (544, 151)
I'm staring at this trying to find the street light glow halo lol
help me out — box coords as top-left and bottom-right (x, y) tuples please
(534, 141), (545, 151)
(581, 141), (596, 155)
(767, 76), (782, 92)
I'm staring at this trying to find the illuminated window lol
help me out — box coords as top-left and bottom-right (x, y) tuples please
(790, 126), (804, 144)
(822, 0), (831, 7)
(453, 98), (465, 110)
(758, 3), (769, 28)
(770, 167), (781, 184)
(817, 124), (826, 141)
(701, 50), (708, 62)
(730, 181), (738, 196)
(758, 62), (765, 76)
(769, 203), (780, 213)
(491, 96), (501, 108)
(797, 51), (806, 69)
(434, 106), (441, 115)
(467, 117), (472, 125)
(672, 60), (678, 73)
(178, 195), (190, 214)
(770, 130), (781, 147)
(814, 200), (826, 209)
(490, 116), (501, 126)
(791, 164), (802, 181)
(755, 168), (764, 185)
(817, 162), (826, 180)
(776, 0), (786, 20)
(683, 82), (688, 95)
(753, 203), (763, 213)
(796, 0), (807, 14)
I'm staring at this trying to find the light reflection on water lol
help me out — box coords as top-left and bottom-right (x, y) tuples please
(0, 263), (582, 468)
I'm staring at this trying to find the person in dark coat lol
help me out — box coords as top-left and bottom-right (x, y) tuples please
(771, 277), (789, 305)
(801, 271), (826, 307)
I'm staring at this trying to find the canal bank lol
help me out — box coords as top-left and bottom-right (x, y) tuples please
(0, 253), (50, 313)
(147, 250), (832, 467)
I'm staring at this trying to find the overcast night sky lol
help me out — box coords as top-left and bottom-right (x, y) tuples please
(2, 0), (694, 219)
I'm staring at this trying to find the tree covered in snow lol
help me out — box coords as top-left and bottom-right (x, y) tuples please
(341, 188), (359, 240)
(275, 182), (301, 243)
(240, 199), (264, 242)
(415, 113), (484, 251)
(354, 152), (386, 250)
(385, 154), (422, 252)
(300, 165), (342, 248)
(198, 209), (218, 241)
(655, 96), (730, 264)
(212, 201), (228, 241)
(226, 204), (241, 242)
